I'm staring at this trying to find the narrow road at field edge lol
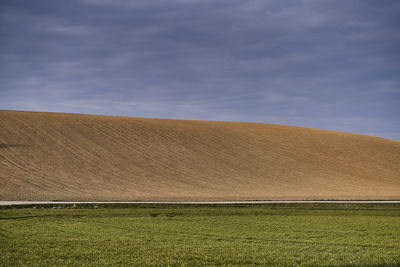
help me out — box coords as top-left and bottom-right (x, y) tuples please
(1, 200), (400, 205)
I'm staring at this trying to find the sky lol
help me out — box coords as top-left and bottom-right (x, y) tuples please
(1, 0), (399, 140)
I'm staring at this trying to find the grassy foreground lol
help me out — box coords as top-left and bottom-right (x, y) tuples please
(1, 204), (399, 266)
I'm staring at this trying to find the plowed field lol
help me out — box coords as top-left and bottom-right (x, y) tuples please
(1, 110), (399, 201)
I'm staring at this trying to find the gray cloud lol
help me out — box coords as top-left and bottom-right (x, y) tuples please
(1, 0), (399, 139)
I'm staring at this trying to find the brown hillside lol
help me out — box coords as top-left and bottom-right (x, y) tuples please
(0, 110), (399, 201)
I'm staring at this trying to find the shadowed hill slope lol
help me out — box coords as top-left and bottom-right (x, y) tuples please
(1, 110), (399, 201)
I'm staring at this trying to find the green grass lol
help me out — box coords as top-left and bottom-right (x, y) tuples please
(1, 204), (399, 266)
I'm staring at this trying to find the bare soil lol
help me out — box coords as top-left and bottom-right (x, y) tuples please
(1, 110), (399, 201)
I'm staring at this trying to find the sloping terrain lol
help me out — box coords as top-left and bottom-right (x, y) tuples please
(0, 110), (399, 201)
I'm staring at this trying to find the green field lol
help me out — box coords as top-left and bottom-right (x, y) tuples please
(1, 204), (399, 266)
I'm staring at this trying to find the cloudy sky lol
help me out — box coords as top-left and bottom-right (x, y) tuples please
(1, 0), (399, 140)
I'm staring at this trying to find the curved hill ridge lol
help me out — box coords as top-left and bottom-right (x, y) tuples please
(0, 110), (399, 201)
